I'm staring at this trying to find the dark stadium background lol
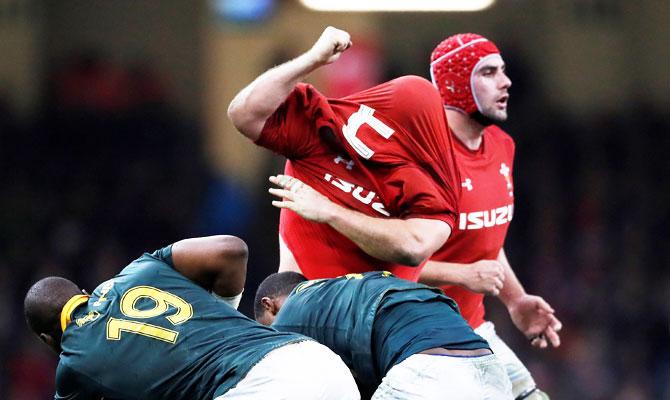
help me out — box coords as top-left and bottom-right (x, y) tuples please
(1, 1), (668, 398)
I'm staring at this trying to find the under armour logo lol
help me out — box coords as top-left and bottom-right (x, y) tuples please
(334, 155), (355, 170)
(446, 83), (456, 93)
(499, 163), (513, 196)
(462, 178), (473, 191)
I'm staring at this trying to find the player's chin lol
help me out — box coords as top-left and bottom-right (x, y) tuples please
(483, 109), (508, 123)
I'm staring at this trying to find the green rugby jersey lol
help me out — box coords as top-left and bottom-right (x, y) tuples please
(271, 271), (489, 387)
(55, 245), (306, 400)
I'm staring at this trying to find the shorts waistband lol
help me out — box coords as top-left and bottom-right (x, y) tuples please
(419, 347), (492, 357)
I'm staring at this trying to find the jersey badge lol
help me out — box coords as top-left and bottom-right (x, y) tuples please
(93, 280), (115, 306)
(461, 178), (473, 191)
(333, 155), (355, 170)
(499, 163), (513, 196)
(75, 311), (101, 327)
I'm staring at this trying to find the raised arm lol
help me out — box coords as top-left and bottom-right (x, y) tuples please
(171, 235), (248, 297)
(227, 26), (352, 141)
(269, 175), (451, 266)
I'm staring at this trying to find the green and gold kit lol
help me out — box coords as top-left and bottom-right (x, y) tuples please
(55, 246), (306, 399)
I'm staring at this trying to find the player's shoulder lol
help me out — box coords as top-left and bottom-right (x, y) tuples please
(388, 75), (441, 101)
(390, 75), (435, 89)
(485, 125), (515, 149)
(382, 75), (445, 123)
(116, 250), (175, 282)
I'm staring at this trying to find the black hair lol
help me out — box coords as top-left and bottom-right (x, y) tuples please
(24, 277), (81, 339)
(253, 272), (307, 320)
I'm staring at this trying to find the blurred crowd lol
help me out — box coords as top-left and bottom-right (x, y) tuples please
(1, 49), (668, 399)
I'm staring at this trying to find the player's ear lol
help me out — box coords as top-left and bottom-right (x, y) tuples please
(39, 333), (60, 353)
(261, 296), (279, 316)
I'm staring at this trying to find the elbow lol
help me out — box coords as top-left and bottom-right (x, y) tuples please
(393, 231), (446, 266)
(394, 246), (431, 267)
(215, 235), (249, 261)
(394, 221), (450, 266)
(226, 99), (245, 130)
(214, 235), (248, 295)
(227, 99), (263, 141)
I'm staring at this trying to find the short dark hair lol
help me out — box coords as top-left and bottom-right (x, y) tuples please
(24, 277), (81, 338)
(254, 272), (307, 320)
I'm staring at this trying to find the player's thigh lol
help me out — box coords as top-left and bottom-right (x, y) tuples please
(475, 321), (537, 398)
(217, 340), (360, 400)
(372, 353), (512, 400)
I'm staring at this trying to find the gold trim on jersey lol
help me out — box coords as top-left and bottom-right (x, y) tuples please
(60, 294), (90, 333)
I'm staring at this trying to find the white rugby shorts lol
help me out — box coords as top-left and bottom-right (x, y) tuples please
(476, 321), (538, 398)
(372, 352), (512, 400)
(216, 340), (360, 400)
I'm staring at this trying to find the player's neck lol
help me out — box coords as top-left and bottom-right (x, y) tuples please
(446, 109), (485, 151)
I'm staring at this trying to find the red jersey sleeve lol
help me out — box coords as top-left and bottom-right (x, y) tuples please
(255, 83), (336, 159)
(383, 166), (456, 228)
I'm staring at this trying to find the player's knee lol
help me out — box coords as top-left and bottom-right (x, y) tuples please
(516, 387), (549, 400)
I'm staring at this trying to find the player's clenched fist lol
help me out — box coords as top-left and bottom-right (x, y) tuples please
(268, 175), (337, 223)
(308, 26), (352, 66)
(461, 260), (506, 296)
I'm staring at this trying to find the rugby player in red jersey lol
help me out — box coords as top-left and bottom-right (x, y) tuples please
(228, 27), (461, 281)
(420, 33), (562, 400)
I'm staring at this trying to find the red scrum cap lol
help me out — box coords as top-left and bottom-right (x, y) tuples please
(430, 33), (500, 114)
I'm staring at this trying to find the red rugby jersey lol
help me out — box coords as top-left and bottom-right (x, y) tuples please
(431, 125), (515, 328)
(256, 76), (460, 281)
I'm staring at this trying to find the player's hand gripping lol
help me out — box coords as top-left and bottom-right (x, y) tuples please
(460, 260), (506, 296)
(308, 26), (352, 66)
(269, 175), (337, 223)
(508, 294), (562, 349)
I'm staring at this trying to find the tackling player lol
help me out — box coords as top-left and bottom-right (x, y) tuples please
(255, 271), (513, 399)
(24, 235), (359, 400)
(420, 33), (562, 399)
(228, 26), (461, 281)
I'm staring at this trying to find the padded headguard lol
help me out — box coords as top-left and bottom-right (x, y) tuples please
(430, 33), (500, 114)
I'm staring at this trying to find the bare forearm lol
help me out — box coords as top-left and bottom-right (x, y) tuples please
(419, 260), (468, 286)
(172, 236), (248, 296)
(228, 26), (352, 140)
(227, 51), (323, 140)
(420, 257), (505, 295)
(325, 204), (451, 266)
(268, 173), (449, 266)
(496, 248), (526, 306)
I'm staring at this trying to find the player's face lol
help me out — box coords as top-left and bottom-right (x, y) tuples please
(471, 55), (511, 122)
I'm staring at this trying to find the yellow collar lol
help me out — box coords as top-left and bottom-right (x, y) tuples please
(60, 294), (90, 333)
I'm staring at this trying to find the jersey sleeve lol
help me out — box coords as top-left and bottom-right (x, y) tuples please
(149, 244), (174, 267)
(386, 166), (456, 228)
(54, 363), (102, 400)
(255, 83), (334, 159)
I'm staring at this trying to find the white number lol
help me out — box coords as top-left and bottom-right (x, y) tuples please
(342, 105), (395, 159)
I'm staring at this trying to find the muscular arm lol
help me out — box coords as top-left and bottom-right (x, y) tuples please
(328, 206), (451, 266)
(171, 236), (248, 297)
(227, 26), (352, 141)
(269, 175), (451, 266)
(419, 258), (505, 296)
